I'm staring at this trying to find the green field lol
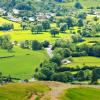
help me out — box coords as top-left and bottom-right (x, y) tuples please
(0, 82), (50, 100)
(59, 87), (100, 100)
(67, 56), (100, 67)
(0, 46), (48, 79)
(58, 0), (100, 9)
(0, 17), (21, 29)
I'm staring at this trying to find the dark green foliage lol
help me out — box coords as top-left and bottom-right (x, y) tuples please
(0, 24), (14, 31)
(74, 2), (83, 9)
(42, 40), (50, 48)
(42, 21), (51, 31)
(77, 19), (84, 27)
(91, 68), (100, 84)
(34, 62), (58, 80)
(51, 71), (73, 82)
(50, 28), (59, 37)
(60, 23), (68, 33)
(31, 24), (43, 34)
(15, 3), (32, 10)
(50, 54), (62, 66)
(32, 40), (42, 50)
(0, 35), (13, 51)
(76, 70), (85, 81)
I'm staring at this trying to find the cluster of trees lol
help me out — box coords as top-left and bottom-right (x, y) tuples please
(0, 72), (12, 84)
(34, 59), (100, 84)
(77, 44), (100, 57)
(0, 24), (14, 31)
(52, 39), (100, 58)
(0, 35), (13, 51)
(20, 40), (49, 50)
(30, 21), (51, 34)
(15, 3), (32, 10)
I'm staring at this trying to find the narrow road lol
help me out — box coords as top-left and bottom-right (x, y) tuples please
(30, 81), (100, 100)
(45, 45), (53, 58)
(40, 81), (78, 100)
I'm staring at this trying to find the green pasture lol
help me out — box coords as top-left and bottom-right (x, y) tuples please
(67, 56), (100, 67)
(59, 87), (100, 100)
(0, 82), (50, 100)
(0, 46), (48, 79)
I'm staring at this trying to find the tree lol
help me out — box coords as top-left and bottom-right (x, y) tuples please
(65, 17), (74, 29)
(77, 12), (87, 19)
(21, 22), (27, 30)
(42, 21), (51, 31)
(91, 68), (100, 84)
(77, 19), (84, 27)
(7, 42), (13, 51)
(76, 70), (85, 81)
(63, 48), (71, 58)
(34, 62), (58, 80)
(71, 34), (83, 43)
(15, 3), (32, 10)
(50, 54), (62, 66)
(0, 72), (3, 84)
(60, 23), (68, 33)
(50, 28), (59, 37)
(42, 40), (49, 47)
(0, 24), (14, 31)
(51, 71), (73, 83)
(0, 35), (13, 51)
(31, 24), (43, 34)
(32, 40), (42, 50)
(74, 2), (83, 9)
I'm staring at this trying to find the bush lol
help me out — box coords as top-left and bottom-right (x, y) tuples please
(74, 2), (83, 9)
(42, 41), (49, 48)
(51, 71), (73, 82)
(32, 40), (42, 50)
(72, 51), (87, 57)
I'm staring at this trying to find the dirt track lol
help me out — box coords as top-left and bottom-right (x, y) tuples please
(30, 81), (100, 100)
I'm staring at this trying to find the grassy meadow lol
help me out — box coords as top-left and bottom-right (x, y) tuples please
(0, 46), (48, 79)
(0, 82), (50, 100)
(67, 56), (100, 67)
(59, 87), (100, 100)
(0, 9), (100, 79)
(57, 0), (100, 9)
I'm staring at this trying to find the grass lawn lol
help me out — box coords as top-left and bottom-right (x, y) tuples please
(0, 82), (50, 100)
(57, 0), (100, 9)
(67, 56), (100, 67)
(0, 17), (21, 30)
(0, 30), (70, 42)
(0, 46), (48, 79)
(59, 87), (100, 100)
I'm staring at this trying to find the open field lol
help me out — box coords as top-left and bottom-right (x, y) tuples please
(57, 0), (100, 9)
(59, 87), (100, 100)
(0, 30), (70, 42)
(0, 46), (48, 79)
(0, 17), (21, 29)
(0, 82), (50, 100)
(67, 56), (100, 67)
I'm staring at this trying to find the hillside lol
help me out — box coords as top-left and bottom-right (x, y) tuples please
(0, 81), (100, 100)
(60, 87), (100, 100)
(0, 81), (50, 100)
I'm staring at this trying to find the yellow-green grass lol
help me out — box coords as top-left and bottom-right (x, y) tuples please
(59, 87), (100, 100)
(0, 82), (50, 100)
(0, 17), (21, 29)
(66, 56), (100, 67)
(0, 30), (70, 42)
(57, 0), (100, 9)
(0, 46), (48, 79)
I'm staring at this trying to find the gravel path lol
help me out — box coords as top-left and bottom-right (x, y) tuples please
(30, 81), (100, 100)
(45, 45), (53, 58)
